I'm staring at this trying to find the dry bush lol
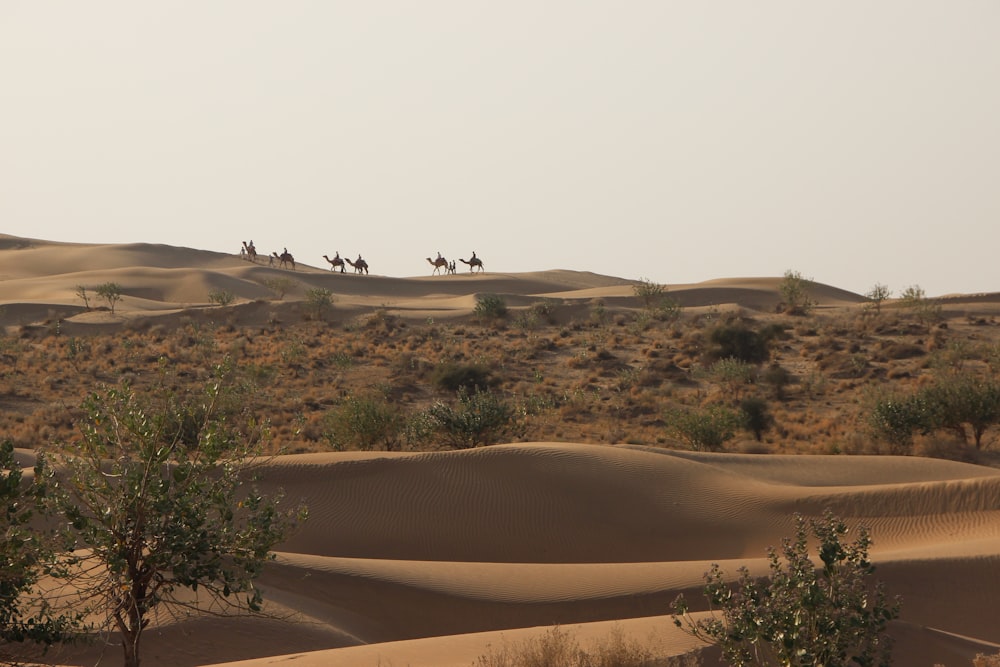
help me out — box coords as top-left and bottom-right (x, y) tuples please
(473, 625), (692, 667)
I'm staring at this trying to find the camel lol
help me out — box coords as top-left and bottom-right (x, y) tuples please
(346, 257), (369, 275)
(426, 256), (448, 275)
(271, 251), (295, 270)
(460, 257), (484, 273)
(323, 254), (346, 273)
(242, 241), (257, 263)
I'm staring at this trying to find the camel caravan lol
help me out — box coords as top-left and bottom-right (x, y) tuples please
(241, 241), (484, 276)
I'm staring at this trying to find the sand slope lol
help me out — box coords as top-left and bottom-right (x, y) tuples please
(42, 444), (1000, 667)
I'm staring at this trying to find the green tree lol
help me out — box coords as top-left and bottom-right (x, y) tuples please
(779, 270), (815, 315)
(673, 511), (900, 667)
(96, 282), (123, 314)
(1, 441), (81, 659)
(50, 364), (305, 667)
(867, 390), (931, 453)
(923, 374), (1000, 449)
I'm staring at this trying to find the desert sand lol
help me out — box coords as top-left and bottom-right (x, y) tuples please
(3, 235), (1000, 666)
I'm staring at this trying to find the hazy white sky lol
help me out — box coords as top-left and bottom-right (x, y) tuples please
(2, 2), (998, 296)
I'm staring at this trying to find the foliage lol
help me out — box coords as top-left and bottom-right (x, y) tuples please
(673, 511), (900, 667)
(665, 405), (741, 451)
(430, 362), (495, 393)
(475, 293), (508, 321)
(865, 283), (891, 315)
(759, 363), (793, 401)
(705, 322), (777, 364)
(633, 278), (682, 322)
(50, 362), (305, 667)
(304, 287), (334, 321)
(208, 289), (235, 306)
(322, 392), (405, 451)
(428, 387), (523, 449)
(96, 282), (123, 314)
(261, 276), (297, 300)
(899, 284), (943, 325)
(867, 390), (932, 453)
(473, 625), (663, 667)
(709, 357), (756, 399)
(921, 374), (1000, 449)
(779, 270), (815, 315)
(1, 441), (81, 656)
(739, 396), (773, 442)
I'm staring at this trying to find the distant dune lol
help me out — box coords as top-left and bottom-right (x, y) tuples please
(5, 236), (1000, 667)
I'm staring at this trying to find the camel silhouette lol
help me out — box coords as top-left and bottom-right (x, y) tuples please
(426, 257), (448, 275)
(323, 254), (346, 273)
(242, 241), (257, 263)
(460, 257), (484, 273)
(271, 251), (295, 270)
(346, 257), (369, 275)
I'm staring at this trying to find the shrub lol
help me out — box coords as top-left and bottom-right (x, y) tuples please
(900, 284), (943, 325)
(665, 405), (741, 451)
(779, 270), (815, 315)
(430, 362), (495, 393)
(473, 625), (662, 667)
(304, 287), (334, 321)
(759, 363), (793, 400)
(705, 322), (774, 364)
(208, 289), (235, 306)
(922, 374), (1000, 449)
(633, 278), (681, 322)
(95, 282), (123, 314)
(475, 293), (508, 321)
(867, 390), (932, 453)
(428, 387), (523, 449)
(75, 285), (91, 310)
(261, 276), (297, 300)
(739, 396), (773, 441)
(322, 392), (405, 451)
(1, 440), (81, 654)
(709, 357), (756, 399)
(673, 511), (901, 667)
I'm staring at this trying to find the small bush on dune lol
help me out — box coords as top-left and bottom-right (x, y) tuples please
(673, 510), (901, 667)
(430, 362), (495, 393)
(322, 392), (405, 451)
(475, 293), (508, 321)
(705, 322), (777, 364)
(473, 625), (667, 667)
(665, 405), (741, 451)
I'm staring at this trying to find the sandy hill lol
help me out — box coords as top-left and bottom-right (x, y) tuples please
(4, 235), (1000, 666)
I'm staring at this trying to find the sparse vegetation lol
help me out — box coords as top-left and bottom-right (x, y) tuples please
(261, 276), (297, 300)
(75, 285), (91, 311)
(672, 511), (901, 667)
(779, 270), (815, 315)
(665, 405), (741, 451)
(48, 364), (306, 667)
(322, 391), (405, 451)
(304, 287), (334, 321)
(95, 282), (123, 313)
(475, 293), (508, 321)
(473, 625), (677, 667)
(209, 289), (235, 306)
(428, 387), (523, 449)
(865, 283), (891, 315)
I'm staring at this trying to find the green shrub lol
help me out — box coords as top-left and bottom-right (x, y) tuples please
(304, 287), (334, 321)
(779, 269), (815, 315)
(323, 392), (405, 451)
(475, 293), (508, 321)
(900, 284), (943, 325)
(922, 374), (1000, 449)
(208, 289), (235, 306)
(665, 405), (741, 451)
(673, 511), (900, 667)
(428, 387), (523, 449)
(709, 357), (756, 399)
(867, 390), (932, 453)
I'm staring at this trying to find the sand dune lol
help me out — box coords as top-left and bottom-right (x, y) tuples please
(47, 444), (1000, 667)
(5, 236), (1000, 666)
